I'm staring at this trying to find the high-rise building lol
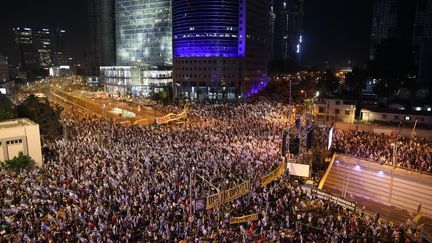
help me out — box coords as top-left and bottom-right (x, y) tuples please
(106, 0), (172, 97)
(269, 2), (276, 61)
(14, 27), (67, 71)
(88, 0), (116, 74)
(370, 0), (431, 90)
(13, 27), (37, 70)
(52, 29), (67, 66)
(413, 0), (432, 89)
(0, 55), (9, 82)
(172, 0), (270, 100)
(271, 0), (304, 63)
(34, 29), (53, 68)
(369, 0), (417, 59)
(115, 0), (172, 67)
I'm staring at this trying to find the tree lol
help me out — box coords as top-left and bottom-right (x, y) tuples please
(345, 67), (369, 118)
(16, 94), (63, 137)
(1, 152), (33, 170)
(367, 39), (417, 101)
(149, 87), (173, 104)
(0, 94), (15, 121)
(268, 58), (302, 74)
(316, 69), (340, 96)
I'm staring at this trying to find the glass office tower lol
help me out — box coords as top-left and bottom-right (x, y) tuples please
(115, 0), (172, 67)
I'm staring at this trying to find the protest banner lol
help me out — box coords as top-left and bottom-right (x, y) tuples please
(206, 181), (250, 210)
(260, 162), (286, 187)
(229, 213), (259, 224)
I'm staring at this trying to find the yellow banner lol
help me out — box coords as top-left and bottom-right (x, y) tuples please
(206, 181), (250, 210)
(229, 213), (259, 224)
(156, 109), (188, 125)
(260, 162), (286, 187)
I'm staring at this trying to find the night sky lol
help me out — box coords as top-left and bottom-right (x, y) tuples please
(0, 0), (89, 64)
(0, 0), (374, 68)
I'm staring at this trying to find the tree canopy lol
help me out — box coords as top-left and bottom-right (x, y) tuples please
(0, 94), (15, 122)
(1, 152), (33, 170)
(367, 39), (417, 101)
(16, 94), (63, 137)
(316, 69), (340, 97)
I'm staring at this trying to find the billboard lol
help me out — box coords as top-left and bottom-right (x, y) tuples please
(287, 162), (310, 177)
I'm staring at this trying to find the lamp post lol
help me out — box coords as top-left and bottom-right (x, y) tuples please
(189, 166), (194, 236)
(194, 173), (223, 221)
(392, 122), (401, 169)
(300, 90), (306, 100)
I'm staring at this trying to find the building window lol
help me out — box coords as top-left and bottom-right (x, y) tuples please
(335, 109), (340, 115)
(345, 110), (350, 115)
(382, 114), (387, 119)
(394, 115), (399, 120)
(335, 101), (340, 105)
(319, 106), (325, 113)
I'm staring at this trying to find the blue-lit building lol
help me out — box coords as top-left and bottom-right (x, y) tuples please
(115, 0), (172, 67)
(172, 0), (270, 99)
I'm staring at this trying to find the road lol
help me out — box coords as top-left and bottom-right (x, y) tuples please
(45, 89), (165, 126)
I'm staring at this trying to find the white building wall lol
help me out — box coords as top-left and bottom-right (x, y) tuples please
(0, 119), (43, 166)
(313, 98), (356, 123)
(360, 109), (432, 126)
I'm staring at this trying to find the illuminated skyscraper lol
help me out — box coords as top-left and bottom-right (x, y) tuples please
(14, 27), (67, 70)
(172, 0), (270, 99)
(34, 29), (52, 68)
(115, 0), (172, 67)
(271, 0), (304, 63)
(0, 55), (9, 82)
(52, 29), (67, 66)
(13, 27), (37, 70)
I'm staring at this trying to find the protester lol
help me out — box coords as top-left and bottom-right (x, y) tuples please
(0, 101), (422, 241)
(333, 129), (432, 173)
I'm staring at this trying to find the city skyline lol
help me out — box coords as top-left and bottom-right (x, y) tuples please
(0, 0), (374, 68)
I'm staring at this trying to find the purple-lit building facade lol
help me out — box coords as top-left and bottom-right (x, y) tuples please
(172, 0), (269, 99)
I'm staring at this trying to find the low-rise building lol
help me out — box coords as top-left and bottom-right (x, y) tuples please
(100, 66), (172, 97)
(313, 97), (356, 123)
(313, 97), (432, 126)
(0, 118), (43, 166)
(360, 108), (432, 126)
(49, 65), (72, 77)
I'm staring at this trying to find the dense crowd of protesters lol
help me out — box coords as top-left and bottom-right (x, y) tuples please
(332, 129), (432, 173)
(0, 100), (424, 241)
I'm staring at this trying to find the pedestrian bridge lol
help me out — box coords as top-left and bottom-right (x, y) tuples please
(319, 153), (432, 218)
